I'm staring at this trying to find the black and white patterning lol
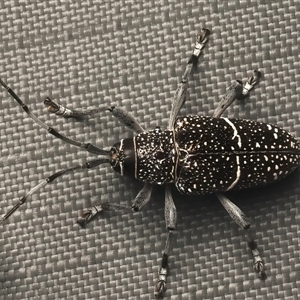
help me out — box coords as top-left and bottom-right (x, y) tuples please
(127, 115), (300, 195)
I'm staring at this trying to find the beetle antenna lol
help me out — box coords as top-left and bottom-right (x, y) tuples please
(0, 78), (109, 156)
(0, 158), (109, 224)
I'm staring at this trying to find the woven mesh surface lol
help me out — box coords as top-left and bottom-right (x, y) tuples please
(0, 1), (300, 299)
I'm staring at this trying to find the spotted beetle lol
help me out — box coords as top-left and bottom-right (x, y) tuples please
(1, 28), (299, 298)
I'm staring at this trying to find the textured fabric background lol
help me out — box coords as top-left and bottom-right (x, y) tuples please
(0, 1), (299, 299)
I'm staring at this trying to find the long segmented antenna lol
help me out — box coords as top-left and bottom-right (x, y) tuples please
(0, 158), (109, 224)
(0, 78), (109, 156)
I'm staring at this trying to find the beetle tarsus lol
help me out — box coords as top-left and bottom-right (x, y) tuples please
(242, 69), (261, 96)
(193, 28), (210, 57)
(252, 246), (266, 278)
(44, 97), (60, 113)
(247, 232), (266, 279)
(154, 279), (166, 299)
(44, 97), (82, 117)
(154, 253), (168, 298)
(258, 269), (267, 280)
(77, 205), (102, 225)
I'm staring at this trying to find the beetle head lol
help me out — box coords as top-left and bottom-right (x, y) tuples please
(110, 138), (136, 178)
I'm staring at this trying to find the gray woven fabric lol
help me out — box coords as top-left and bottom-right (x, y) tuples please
(0, 1), (299, 299)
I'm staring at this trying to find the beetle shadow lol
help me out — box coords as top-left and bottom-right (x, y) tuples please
(167, 168), (300, 251)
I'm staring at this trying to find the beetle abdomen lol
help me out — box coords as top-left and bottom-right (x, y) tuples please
(174, 116), (300, 195)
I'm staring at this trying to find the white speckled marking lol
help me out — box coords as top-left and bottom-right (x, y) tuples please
(226, 155), (241, 190)
(223, 118), (242, 148)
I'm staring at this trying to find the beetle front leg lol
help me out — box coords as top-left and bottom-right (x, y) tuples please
(216, 193), (266, 279)
(108, 106), (145, 134)
(154, 186), (177, 298)
(78, 183), (152, 224)
(44, 97), (105, 117)
(168, 28), (210, 129)
(44, 98), (145, 133)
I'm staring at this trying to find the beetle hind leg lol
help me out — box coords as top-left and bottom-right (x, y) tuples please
(216, 193), (266, 280)
(154, 186), (177, 298)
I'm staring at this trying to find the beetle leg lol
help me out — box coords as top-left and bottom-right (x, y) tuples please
(242, 70), (261, 97)
(77, 202), (133, 225)
(212, 70), (261, 118)
(108, 106), (145, 133)
(0, 158), (109, 224)
(44, 97), (145, 133)
(212, 80), (243, 118)
(216, 193), (266, 279)
(168, 28), (210, 129)
(131, 183), (153, 211)
(154, 186), (177, 298)
(44, 97), (106, 117)
(78, 182), (152, 224)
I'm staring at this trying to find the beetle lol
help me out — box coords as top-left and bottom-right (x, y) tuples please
(1, 28), (299, 298)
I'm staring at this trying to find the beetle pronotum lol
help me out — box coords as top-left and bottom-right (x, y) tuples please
(1, 29), (299, 298)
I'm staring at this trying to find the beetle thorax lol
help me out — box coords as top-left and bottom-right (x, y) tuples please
(134, 127), (177, 184)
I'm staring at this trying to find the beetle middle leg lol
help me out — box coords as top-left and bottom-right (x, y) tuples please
(212, 73), (266, 279)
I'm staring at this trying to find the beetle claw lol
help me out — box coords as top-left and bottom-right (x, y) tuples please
(242, 70), (261, 96)
(77, 206), (102, 225)
(198, 28), (210, 43)
(254, 261), (267, 280)
(44, 97), (60, 113)
(154, 280), (166, 299)
(258, 270), (267, 280)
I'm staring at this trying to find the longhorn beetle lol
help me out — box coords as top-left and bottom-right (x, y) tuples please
(1, 28), (300, 298)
